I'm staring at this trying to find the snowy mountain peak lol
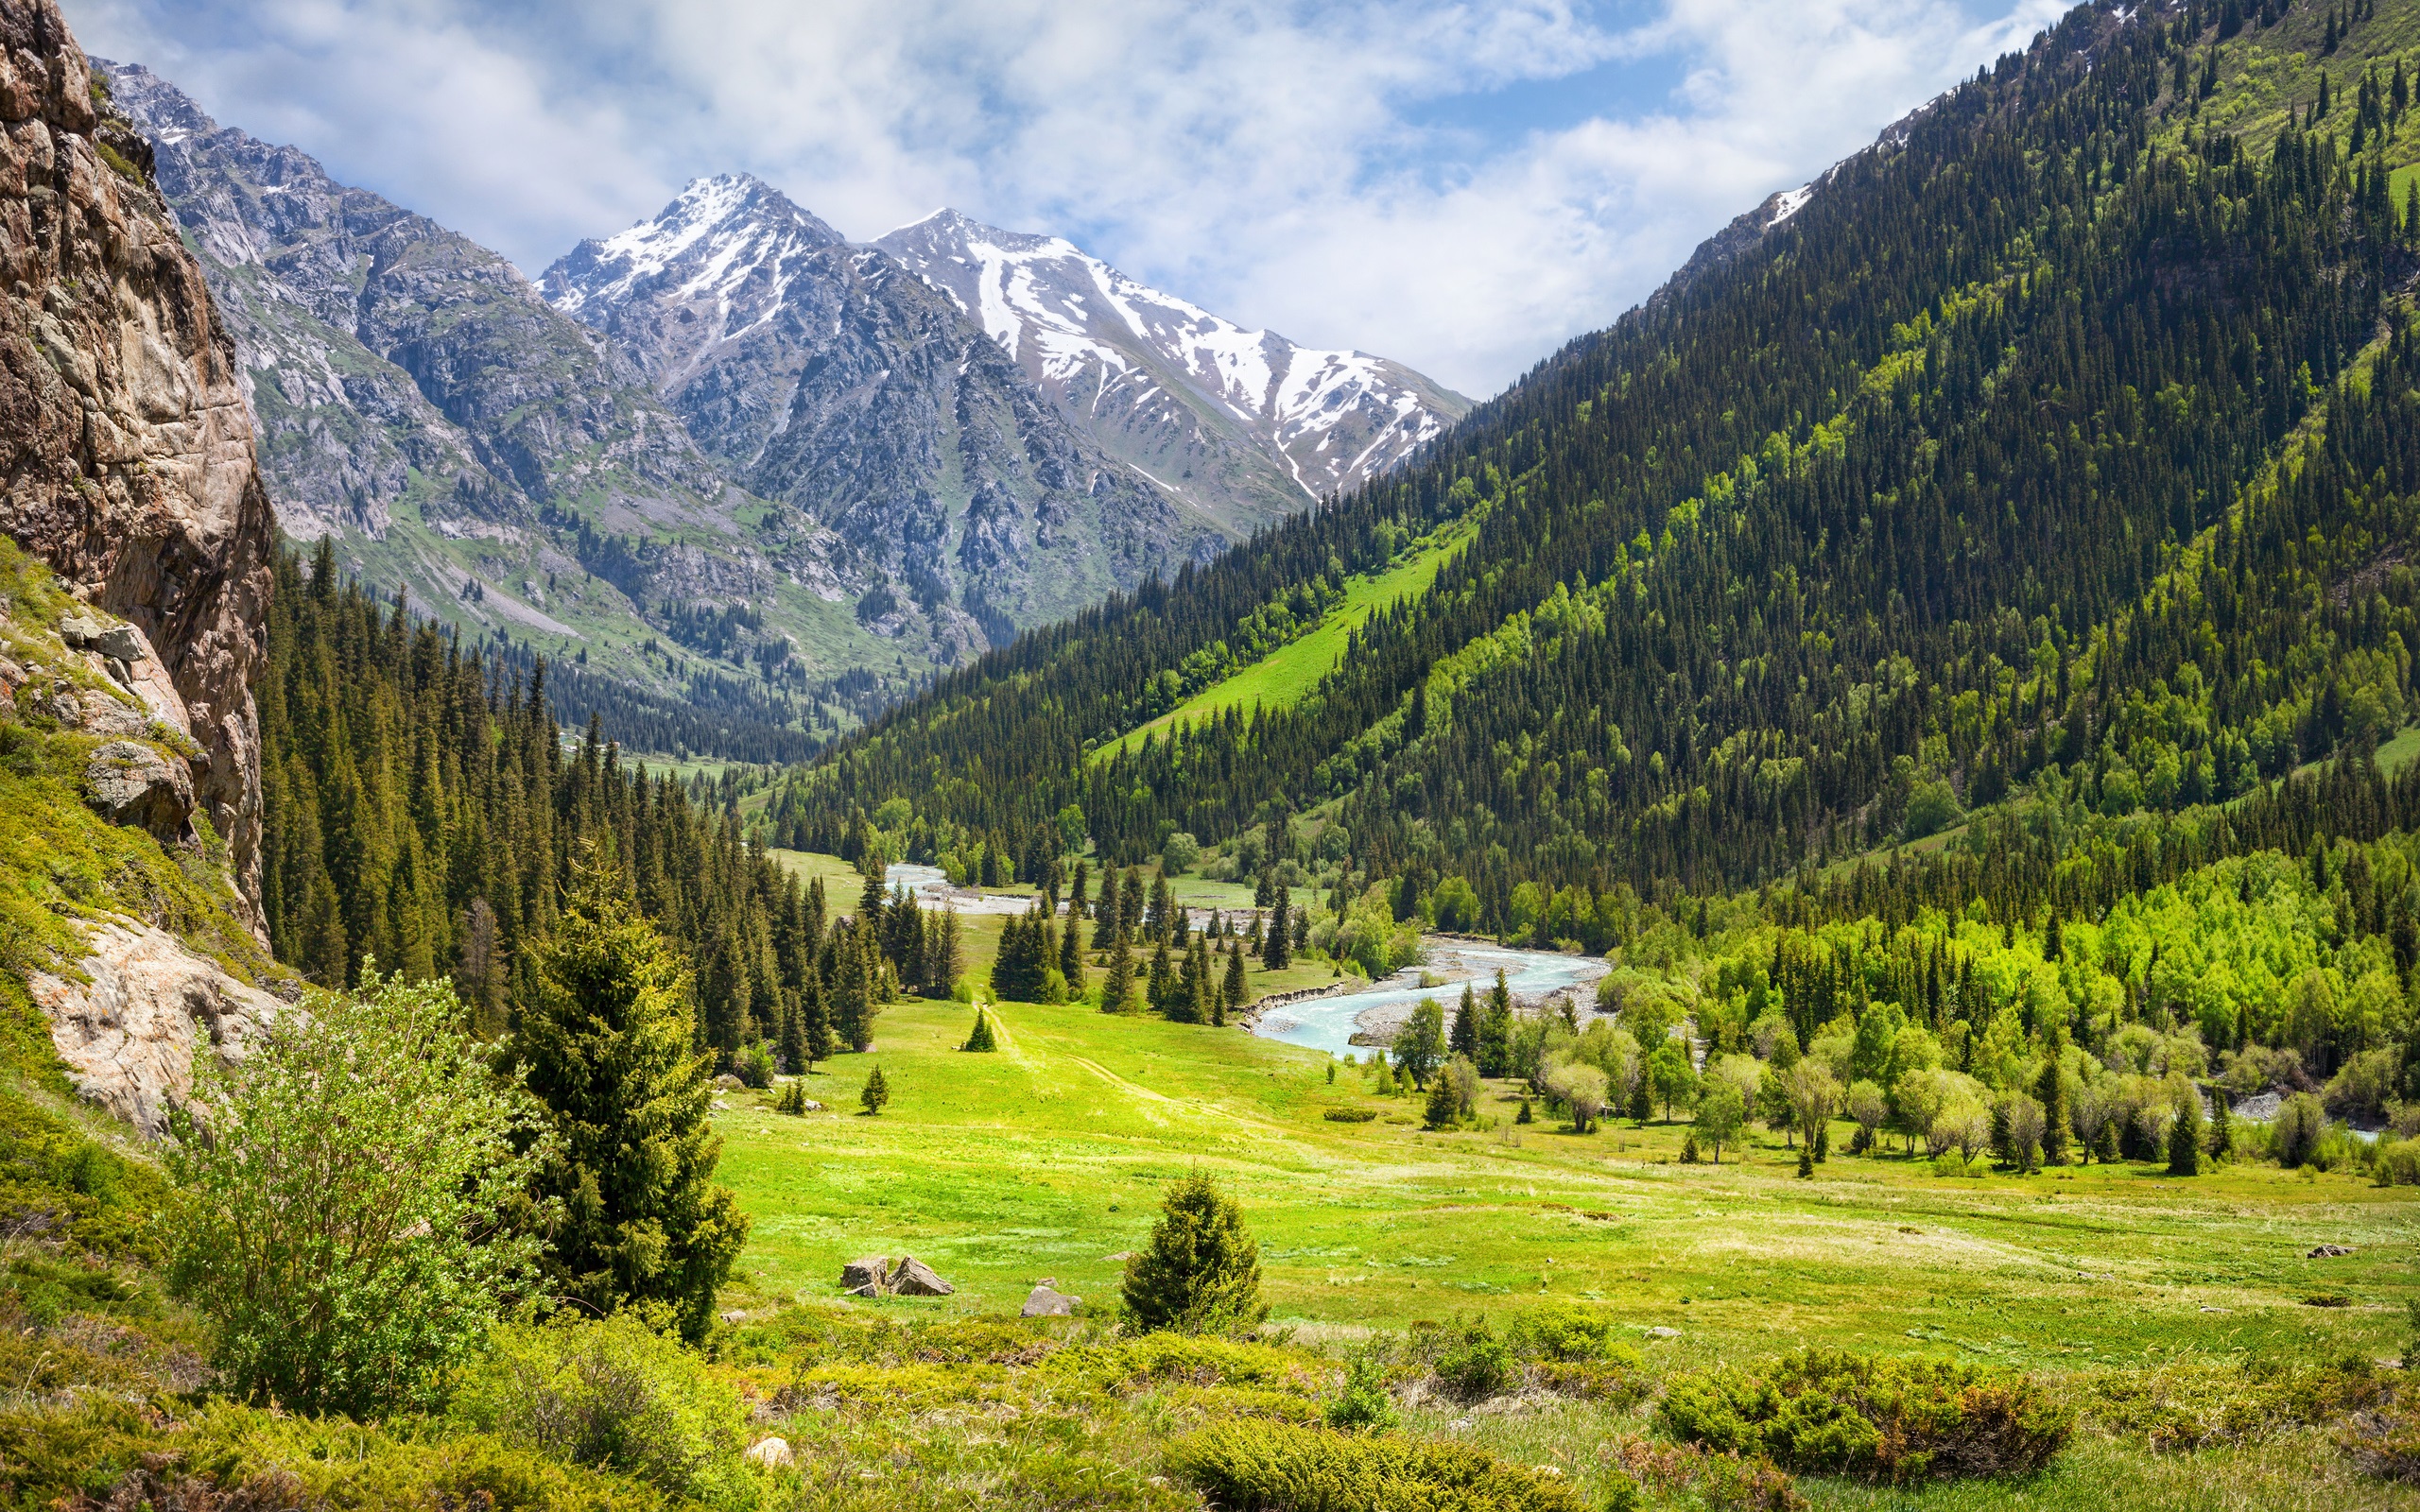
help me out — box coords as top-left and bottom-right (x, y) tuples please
(874, 209), (1465, 515)
(543, 174), (840, 321)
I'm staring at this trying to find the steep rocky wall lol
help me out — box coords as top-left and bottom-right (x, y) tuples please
(0, 0), (271, 928)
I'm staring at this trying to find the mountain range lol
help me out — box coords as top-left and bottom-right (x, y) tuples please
(95, 67), (1467, 751)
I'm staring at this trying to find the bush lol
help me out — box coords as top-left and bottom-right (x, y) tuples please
(1661, 1349), (2072, 1483)
(1323, 1108), (1377, 1123)
(1170, 1420), (1601, 1512)
(2274, 1092), (2328, 1167)
(449, 1313), (756, 1506)
(1324, 1344), (1397, 1431)
(732, 1042), (775, 1090)
(1432, 1315), (1516, 1400)
(1508, 1302), (1634, 1365)
(166, 968), (549, 1418)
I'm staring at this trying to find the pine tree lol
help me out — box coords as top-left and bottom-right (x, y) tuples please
(1094, 866), (1121, 950)
(2208, 1089), (2235, 1161)
(1449, 984), (1478, 1058)
(1221, 942), (1247, 1022)
(1480, 970), (1513, 1076)
(1121, 868), (1146, 944)
(2037, 1029), (2071, 1166)
(1424, 1070), (1459, 1130)
(962, 1008), (996, 1053)
(1516, 1098), (1532, 1125)
(517, 859), (747, 1344)
(1266, 887), (1293, 971)
(2168, 1091), (2205, 1175)
(860, 1063), (890, 1116)
(1103, 935), (1136, 1014)
(1629, 1079), (1652, 1125)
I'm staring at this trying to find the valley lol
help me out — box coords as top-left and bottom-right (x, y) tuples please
(3, 0), (2420, 1509)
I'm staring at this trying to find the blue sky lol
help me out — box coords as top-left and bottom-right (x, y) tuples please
(66, 0), (2072, 396)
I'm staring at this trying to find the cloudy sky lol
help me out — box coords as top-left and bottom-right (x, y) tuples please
(66, 0), (2072, 397)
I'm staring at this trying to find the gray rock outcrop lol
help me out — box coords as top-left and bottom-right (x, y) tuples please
(85, 738), (192, 842)
(887, 1255), (953, 1297)
(0, 1), (273, 929)
(25, 919), (283, 1137)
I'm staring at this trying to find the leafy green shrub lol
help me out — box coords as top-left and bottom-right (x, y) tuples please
(450, 1314), (756, 1507)
(732, 1042), (775, 1090)
(1432, 1315), (1515, 1400)
(1661, 1349), (2072, 1482)
(1170, 1419), (1604, 1512)
(167, 968), (549, 1418)
(1507, 1301), (1634, 1364)
(1324, 1107), (1377, 1122)
(1324, 1343), (1397, 1431)
(2274, 1091), (2328, 1167)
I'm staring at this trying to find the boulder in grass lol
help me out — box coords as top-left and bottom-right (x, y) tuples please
(840, 1256), (891, 1293)
(889, 1255), (954, 1296)
(744, 1436), (794, 1469)
(2307, 1244), (2355, 1258)
(1022, 1284), (1078, 1317)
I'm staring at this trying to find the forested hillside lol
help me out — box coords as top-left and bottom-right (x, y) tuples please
(783, 0), (2420, 922)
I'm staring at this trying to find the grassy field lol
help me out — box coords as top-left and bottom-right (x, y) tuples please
(707, 992), (2420, 1507)
(717, 995), (2415, 1357)
(1095, 521), (1475, 763)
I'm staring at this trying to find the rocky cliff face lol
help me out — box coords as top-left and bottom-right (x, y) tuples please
(0, 0), (270, 922)
(547, 177), (1226, 643)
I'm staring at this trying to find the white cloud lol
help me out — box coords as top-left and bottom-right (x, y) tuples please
(64, 0), (2075, 395)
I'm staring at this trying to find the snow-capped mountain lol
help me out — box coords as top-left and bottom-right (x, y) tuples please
(545, 177), (1223, 642)
(874, 210), (1467, 530)
(542, 175), (844, 472)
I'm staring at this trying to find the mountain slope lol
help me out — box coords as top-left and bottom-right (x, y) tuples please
(545, 177), (1227, 643)
(873, 210), (1468, 530)
(95, 66), (977, 750)
(781, 0), (2420, 921)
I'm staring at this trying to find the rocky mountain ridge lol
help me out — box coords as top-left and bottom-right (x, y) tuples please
(873, 209), (1468, 529)
(544, 176), (1228, 641)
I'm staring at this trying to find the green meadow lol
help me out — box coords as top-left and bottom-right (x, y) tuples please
(706, 989), (2420, 1510)
(1096, 519), (1474, 762)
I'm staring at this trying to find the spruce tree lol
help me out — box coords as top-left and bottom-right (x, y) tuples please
(1424, 1069), (1459, 1130)
(1060, 907), (1085, 988)
(860, 1063), (890, 1115)
(1103, 935), (1136, 1013)
(1629, 1079), (1652, 1125)
(1149, 874), (1175, 945)
(2037, 1029), (2071, 1166)
(929, 908), (963, 997)
(1221, 942), (1247, 1021)
(1120, 1171), (1266, 1334)
(2208, 1089), (2234, 1161)
(962, 1008), (996, 1053)
(1094, 867), (1120, 947)
(1148, 937), (1174, 1013)
(833, 923), (878, 1051)
(1481, 970), (1513, 1075)
(778, 989), (806, 1074)
(803, 969), (836, 1070)
(1450, 984), (1478, 1058)
(1121, 868), (1146, 943)
(518, 861), (747, 1344)
(2169, 1091), (2206, 1176)
(1266, 888), (1293, 971)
